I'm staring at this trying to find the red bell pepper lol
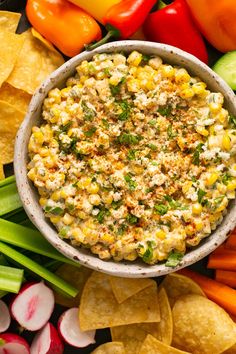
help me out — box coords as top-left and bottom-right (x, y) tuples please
(88, 0), (156, 50)
(143, 0), (208, 64)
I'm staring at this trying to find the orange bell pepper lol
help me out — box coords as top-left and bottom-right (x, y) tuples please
(26, 0), (102, 57)
(186, 0), (236, 53)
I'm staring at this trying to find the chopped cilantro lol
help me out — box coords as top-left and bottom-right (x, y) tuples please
(126, 214), (139, 225)
(84, 126), (97, 137)
(166, 250), (184, 267)
(117, 224), (127, 235)
(222, 172), (232, 185)
(124, 173), (137, 190)
(229, 115), (236, 128)
(59, 226), (70, 237)
(59, 121), (72, 133)
(111, 200), (123, 210)
(102, 118), (109, 129)
(142, 241), (154, 263)
(167, 124), (177, 139)
(103, 68), (111, 77)
(117, 133), (142, 145)
(154, 204), (168, 215)
(197, 189), (206, 203)
(110, 77), (126, 96)
(192, 143), (204, 165)
(164, 195), (181, 209)
(141, 54), (151, 64)
(44, 206), (64, 216)
(158, 105), (172, 117)
(127, 149), (136, 160)
(148, 143), (157, 151)
(118, 100), (131, 121)
(81, 100), (95, 121)
(96, 209), (109, 224)
(148, 119), (157, 126)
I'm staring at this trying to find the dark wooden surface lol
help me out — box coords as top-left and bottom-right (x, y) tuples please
(0, 1), (221, 352)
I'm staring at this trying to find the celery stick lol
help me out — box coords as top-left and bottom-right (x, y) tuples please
(4, 209), (28, 224)
(0, 265), (24, 293)
(0, 183), (22, 216)
(0, 242), (78, 297)
(0, 290), (7, 298)
(0, 254), (8, 266)
(0, 175), (15, 188)
(0, 219), (79, 266)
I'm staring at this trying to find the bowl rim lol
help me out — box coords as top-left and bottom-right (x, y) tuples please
(14, 40), (236, 278)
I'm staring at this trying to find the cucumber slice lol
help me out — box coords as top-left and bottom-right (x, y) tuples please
(212, 51), (236, 90)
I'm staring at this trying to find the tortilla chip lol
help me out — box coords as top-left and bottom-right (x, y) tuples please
(0, 83), (31, 113)
(111, 323), (160, 354)
(110, 276), (154, 303)
(0, 164), (4, 180)
(0, 100), (25, 164)
(91, 342), (125, 354)
(161, 273), (205, 307)
(0, 11), (21, 33)
(79, 271), (160, 331)
(224, 344), (236, 354)
(0, 31), (24, 87)
(31, 27), (58, 53)
(172, 294), (236, 354)
(139, 334), (190, 354)
(7, 29), (64, 95)
(54, 264), (92, 307)
(156, 287), (173, 345)
(111, 287), (173, 353)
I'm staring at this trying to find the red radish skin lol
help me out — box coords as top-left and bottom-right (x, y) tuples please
(58, 308), (96, 348)
(0, 333), (30, 354)
(0, 300), (10, 333)
(11, 282), (54, 331)
(30, 323), (64, 354)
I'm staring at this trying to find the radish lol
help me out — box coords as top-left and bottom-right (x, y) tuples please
(58, 308), (96, 348)
(0, 300), (10, 333)
(0, 333), (30, 354)
(30, 322), (64, 354)
(11, 282), (54, 331)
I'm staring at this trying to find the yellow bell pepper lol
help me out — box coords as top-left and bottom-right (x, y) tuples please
(67, 0), (122, 24)
(186, 0), (236, 52)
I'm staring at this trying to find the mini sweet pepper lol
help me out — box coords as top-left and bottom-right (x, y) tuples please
(88, 0), (156, 50)
(26, 0), (102, 57)
(143, 0), (208, 64)
(186, 0), (236, 53)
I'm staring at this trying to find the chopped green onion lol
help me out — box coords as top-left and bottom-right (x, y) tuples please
(0, 219), (79, 266)
(166, 250), (184, 267)
(0, 242), (78, 297)
(0, 264), (24, 293)
(0, 182), (22, 216)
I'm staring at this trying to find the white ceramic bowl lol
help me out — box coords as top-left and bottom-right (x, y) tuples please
(14, 40), (236, 278)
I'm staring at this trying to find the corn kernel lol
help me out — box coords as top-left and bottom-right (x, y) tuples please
(102, 193), (113, 205)
(222, 134), (231, 151)
(209, 102), (221, 113)
(175, 68), (191, 83)
(77, 211), (87, 219)
(217, 109), (228, 124)
(227, 180), (236, 191)
(185, 225), (195, 235)
(155, 230), (166, 240)
(124, 251), (138, 261)
(127, 78), (140, 92)
(77, 177), (92, 189)
(100, 233), (115, 244)
(60, 189), (68, 199)
(195, 220), (204, 231)
(51, 190), (61, 201)
(209, 213), (221, 223)
(206, 172), (218, 186)
(196, 125), (209, 136)
(127, 51), (142, 66)
(109, 75), (121, 86)
(149, 57), (162, 69)
(50, 216), (61, 224)
(180, 88), (195, 99)
(39, 197), (47, 206)
(39, 148), (50, 157)
(33, 131), (44, 144)
(192, 203), (202, 215)
(215, 198), (228, 212)
(27, 169), (36, 181)
(192, 82), (206, 95)
(87, 182), (99, 194)
(146, 80), (156, 91)
(161, 65), (175, 78)
(63, 213), (74, 225)
(89, 194), (101, 206)
(71, 227), (85, 243)
(182, 181), (192, 194)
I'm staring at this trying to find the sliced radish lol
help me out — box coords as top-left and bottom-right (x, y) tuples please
(31, 322), (64, 354)
(11, 282), (54, 331)
(0, 333), (30, 354)
(0, 299), (10, 333)
(58, 307), (96, 348)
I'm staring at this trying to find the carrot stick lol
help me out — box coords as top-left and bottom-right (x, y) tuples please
(178, 268), (236, 315)
(215, 270), (236, 288)
(207, 252), (236, 270)
(226, 233), (236, 250)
